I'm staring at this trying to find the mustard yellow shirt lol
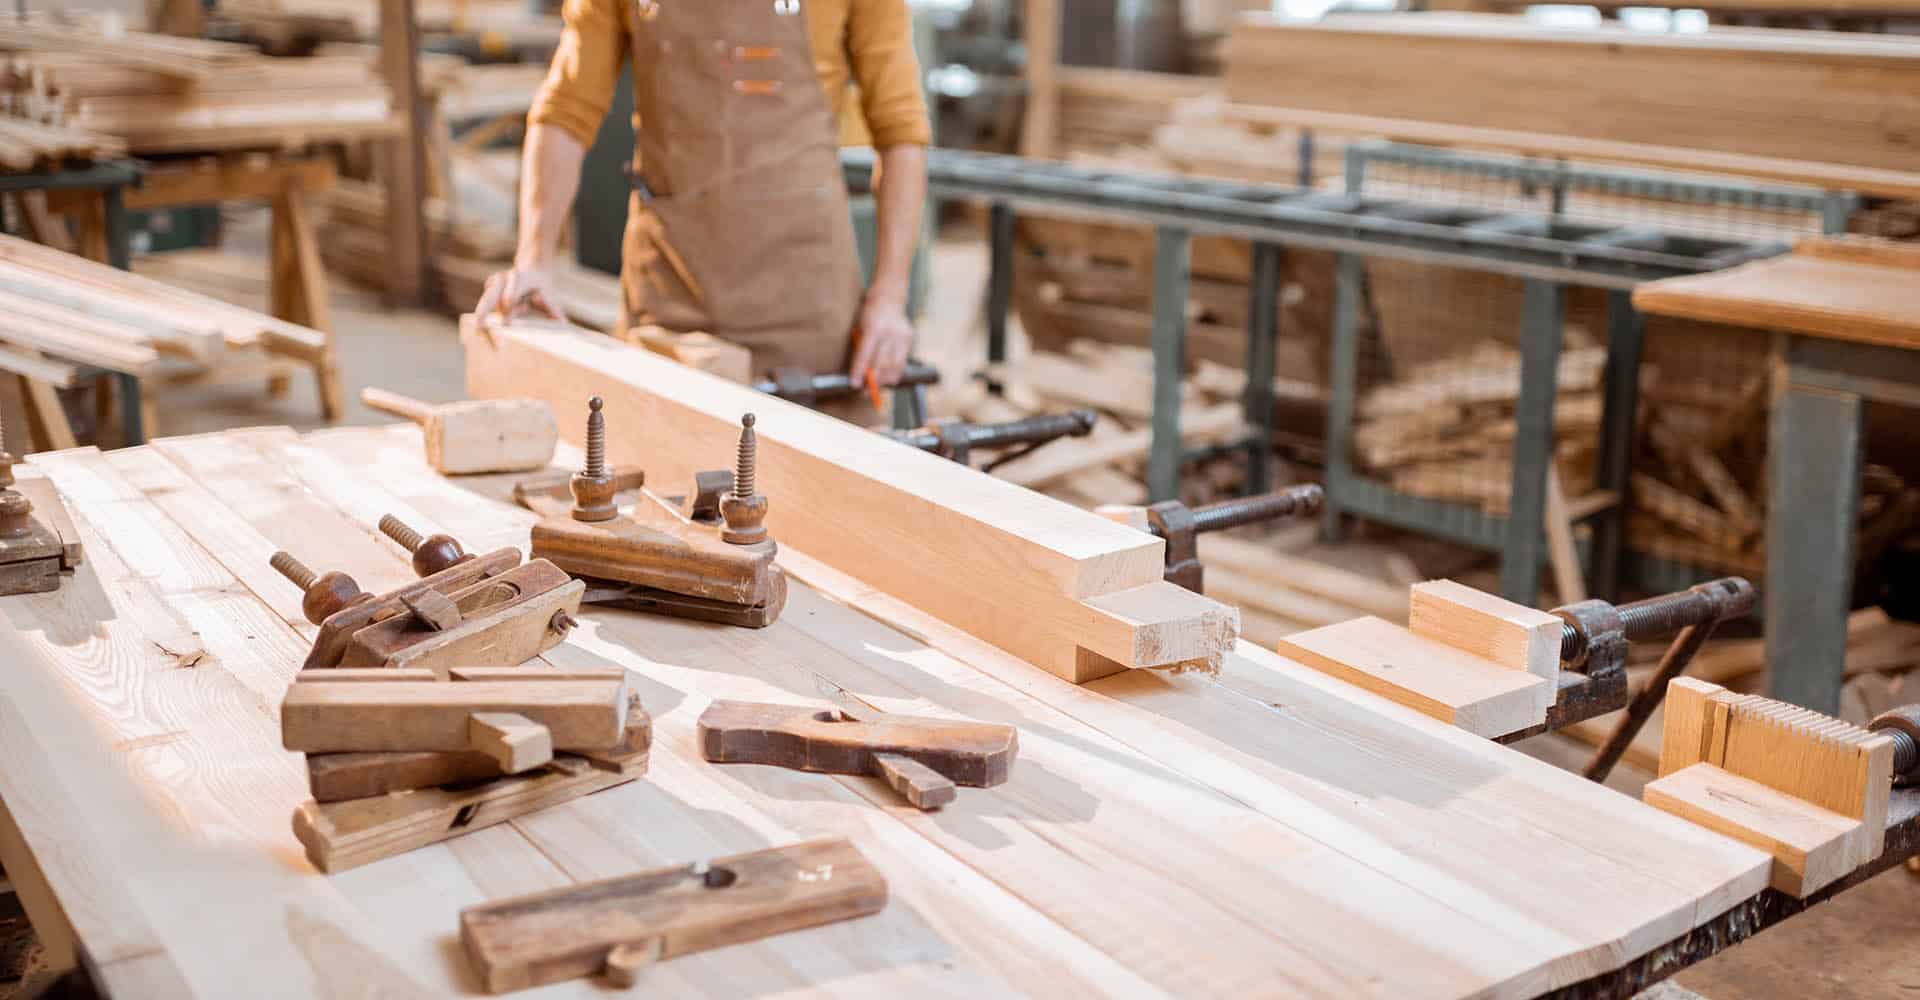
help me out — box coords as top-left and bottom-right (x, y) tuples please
(529, 0), (931, 151)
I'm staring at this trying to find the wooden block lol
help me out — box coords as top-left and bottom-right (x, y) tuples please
(1276, 617), (1550, 737)
(1644, 763), (1858, 896)
(872, 753), (956, 809)
(1650, 677), (1895, 895)
(1408, 579), (1561, 715)
(450, 667), (628, 683)
(293, 753), (646, 874)
(295, 668), (438, 683)
(464, 319), (1239, 683)
(458, 837), (888, 994)
(281, 677), (627, 754)
(468, 713), (553, 774)
(1076, 582), (1241, 677)
(697, 700), (1016, 797)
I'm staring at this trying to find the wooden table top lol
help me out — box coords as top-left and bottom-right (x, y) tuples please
(1633, 240), (1920, 350)
(0, 424), (1771, 998)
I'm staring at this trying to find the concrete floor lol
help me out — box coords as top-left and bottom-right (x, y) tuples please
(6, 232), (1917, 999)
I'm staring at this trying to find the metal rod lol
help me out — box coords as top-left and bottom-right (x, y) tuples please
(1584, 620), (1719, 783)
(1243, 242), (1282, 496)
(986, 202), (1015, 368)
(964, 410), (1095, 451)
(753, 362), (940, 401)
(1184, 484), (1325, 536)
(1145, 225), (1191, 504)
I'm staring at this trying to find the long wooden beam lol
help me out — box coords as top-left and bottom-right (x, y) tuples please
(463, 319), (1237, 682)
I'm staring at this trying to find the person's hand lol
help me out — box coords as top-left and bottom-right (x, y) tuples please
(850, 297), (914, 387)
(475, 266), (564, 322)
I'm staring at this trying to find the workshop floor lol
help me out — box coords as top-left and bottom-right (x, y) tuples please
(3, 224), (1916, 999)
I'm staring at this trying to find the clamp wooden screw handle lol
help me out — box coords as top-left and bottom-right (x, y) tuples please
(272, 551), (372, 625)
(378, 514), (473, 577)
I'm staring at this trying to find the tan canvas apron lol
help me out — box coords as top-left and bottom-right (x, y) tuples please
(616, 0), (865, 378)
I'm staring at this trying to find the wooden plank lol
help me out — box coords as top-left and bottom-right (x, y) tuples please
(775, 545), (1775, 991)
(125, 157), (338, 211)
(1276, 616), (1550, 737)
(15, 438), (1049, 996)
(1408, 579), (1561, 715)
(1644, 762), (1857, 897)
(1019, 0), (1060, 158)
(459, 837), (888, 993)
(1634, 252), (1920, 350)
(464, 320), (1238, 683)
(1224, 14), (1920, 190)
(379, 0), (431, 304)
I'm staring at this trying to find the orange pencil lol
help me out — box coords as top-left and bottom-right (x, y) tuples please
(864, 370), (886, 413)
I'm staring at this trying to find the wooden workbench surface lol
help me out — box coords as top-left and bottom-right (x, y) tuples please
(0, 424), (1772, 998)
(1633, 240), (1920, 350)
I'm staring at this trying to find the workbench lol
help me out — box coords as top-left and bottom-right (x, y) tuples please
(1634, 239), (1920, 714)
(0, 420), (1906, 998)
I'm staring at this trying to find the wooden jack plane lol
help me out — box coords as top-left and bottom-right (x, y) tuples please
(515, 397), (785, 628)
(272, 516), (583, 671)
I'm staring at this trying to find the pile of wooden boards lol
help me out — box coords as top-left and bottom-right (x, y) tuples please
(1220, 12), (1920, 199)
(0, 19), (396, 154)
(282, 666), (651, 874)
(0, 116), (124, 170)
(0, 232), (329, 385)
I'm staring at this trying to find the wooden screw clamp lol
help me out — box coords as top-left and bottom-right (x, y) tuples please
(697, 700), (1018, 810)
(273, 523), (584, 671)
(1145, 484), (1324, 594)
(754, 362), (939, 406)
(0, 413), (79, 596)
(517, 401), (785, 628)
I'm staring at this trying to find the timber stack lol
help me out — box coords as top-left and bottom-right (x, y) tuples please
(0, 18), (396, 154)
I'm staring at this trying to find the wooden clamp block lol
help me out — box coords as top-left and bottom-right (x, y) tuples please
(459, 837), (887, 994)
(1276, 580), (1556, 738)
(697, 700), (1017, 810)
(466, 320), (1240, 682)
(516, 467), (786, 628)
(281, 668), (629, 756)
(1643, 677), (1895, 897)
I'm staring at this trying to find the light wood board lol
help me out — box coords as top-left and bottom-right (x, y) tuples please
(0, 423), (1779, 997)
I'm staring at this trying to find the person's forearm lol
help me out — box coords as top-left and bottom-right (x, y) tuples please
(515, 123), (588, 272)
(865, 144), (927, 307)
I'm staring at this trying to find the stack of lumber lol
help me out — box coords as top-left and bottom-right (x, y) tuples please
(0, 232), (328, 379)
(1053, 67), (1216, 156)
(0, 20), (396, 154)
(315, 177), (514, 292)
(1350, 341), (1608, 514)
(1220, 12), (1920, 199)
(0, 116), (124, 170)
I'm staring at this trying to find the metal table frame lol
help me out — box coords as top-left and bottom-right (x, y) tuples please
(851, 146), (1848, 603)
(0, 159), (149, 446)
(1766, 338), (1920, 713)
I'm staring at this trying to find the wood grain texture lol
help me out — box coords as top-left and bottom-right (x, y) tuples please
(1277, 616), (1550, 737)
(0, 425), (1783, 998)
(1409, 579), (1561, 715)
(281, 676), (626, 754)
(459, 837), (888, 993)
(1645, 763), (1856, 896)
(1634, 252), (1920, 349)
(464, 319), (1237, 682)
(1225, 13), (1920, 184)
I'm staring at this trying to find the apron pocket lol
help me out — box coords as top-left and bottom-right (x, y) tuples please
(645, 182), (858, 341)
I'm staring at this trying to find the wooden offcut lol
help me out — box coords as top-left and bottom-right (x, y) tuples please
(464, 319), (1239, 683)
(1645, 677), (1895, 896)
(1409, 579), (1561, 715)
(458, 837), (888, 993)
(1277, 615), (1551, 737)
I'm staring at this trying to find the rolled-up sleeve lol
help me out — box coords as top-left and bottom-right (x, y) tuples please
(526, 0), (629, 147)
(845, 0), (931, 148)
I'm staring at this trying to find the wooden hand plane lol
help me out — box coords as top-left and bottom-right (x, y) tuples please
(275, 519), (584, 671)
(514, 399), (785, 628)
(697, 699), (1018, 809)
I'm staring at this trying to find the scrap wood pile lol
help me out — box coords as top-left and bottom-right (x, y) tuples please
(0, 116), (124, 171)
(0, 18), (396, 154)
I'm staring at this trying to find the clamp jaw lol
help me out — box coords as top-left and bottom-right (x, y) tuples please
(1515, 578), (1759, 780)
(1141, 484), (1325, 593)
